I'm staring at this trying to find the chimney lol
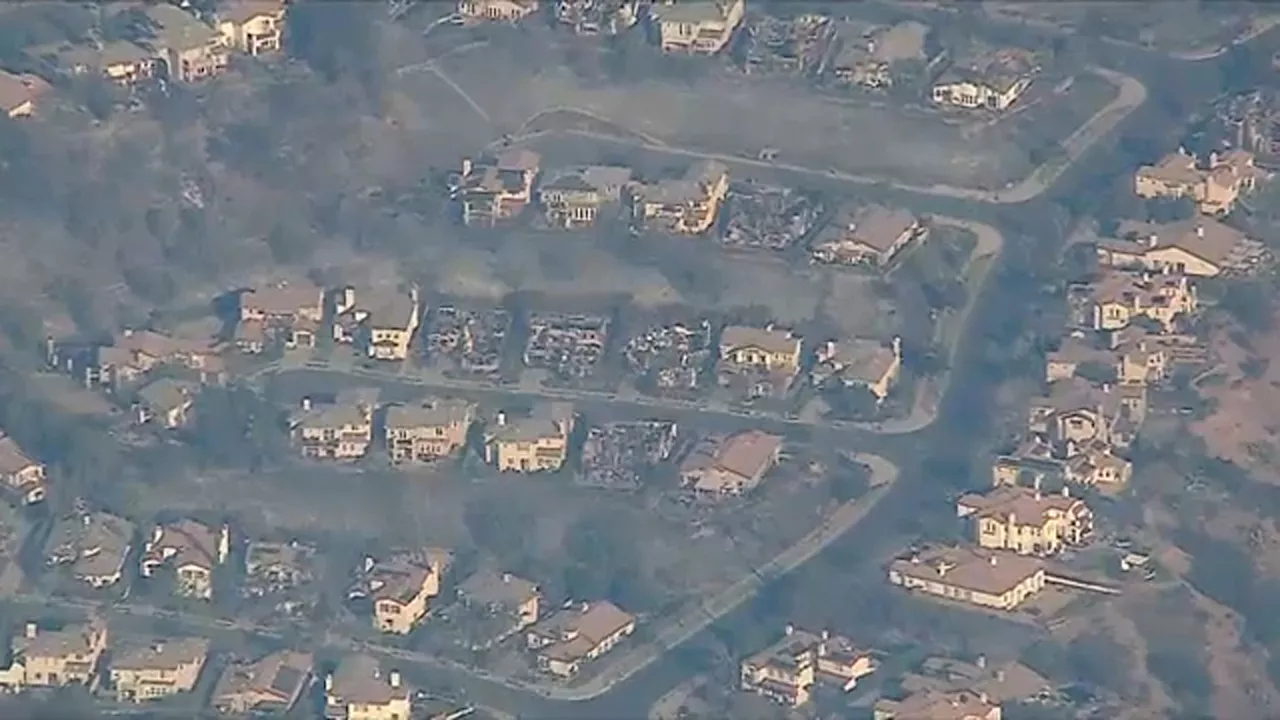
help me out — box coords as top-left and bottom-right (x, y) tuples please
(892, 335), (903, 359)
(502, 572), (512, 583)
(1061, 486), (1070, 498)
(301, 397), (312, 411)
(784, 624), (794, 636)
(1147, 233), (1158, 248)
(1032, 474), (1041, 492)
(1196, 224), (1205, 239)
(1034, 489), (1042, 501)
(152, 641), (165, 654)
(996, 669), (1006, 682)
(389, 670), (402, 689)
(461, 157), (473, 177)
(989, 555), (998, 566)
(976, 654), (987, 669)
(820, 629), (829, 641)
(325, 674), (333, 692)
(496, 412), (507, 427)
(24, 622), (37, 639)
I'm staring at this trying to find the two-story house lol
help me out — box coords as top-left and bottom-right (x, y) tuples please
(632, 160), (729, 235)
(0, 619), (109, 692)
(1026, 378), (1145, 448)
(239, 281), (325, 349)
(366, 549), (452, 635)
(459, 149), (542, 226)
(740, 626), (877, 707)
(1088, 271), (1197, 333)
(324, 654), (411, 720)
(810, 205), (926, 268)
(111, 636), (210, 703)
(0, 434), (47, 505)
(139, 518), (230, 600)
(539, 165), (634, 229)
(457, 0), (539, 24)
(385, 401), (474, 463)
(457, 570), (541, 647)
(931, 48), (1037, 111)
(333, 286), (422, 361)
(651, 0), (745, 55)
(212, 650), (313, 716)
(0, 70), (50, 119)
(291, 391), (377, 461)
(27, 41), (158, 86)
(679, 430), (782, 500)
(1096, 217), (1265, 278)
(135, 378), (197, 429)
(990, 437), (1067, 489)
(142, 4), (229, 83)
(719, 325), (803, 377)
(888, 545), (1047, 611)
(956, 485), (1092, 556)
(526, 600), (636, 677)
(1133, 148), (1264, 216)
(217, 0), (287, 56)
(812, 337), (903, 402)
(46, 510), (135, 589)
(484, 403), (574, 473)
(874, 689), (1001, 720)
(94, 328), (223, 389)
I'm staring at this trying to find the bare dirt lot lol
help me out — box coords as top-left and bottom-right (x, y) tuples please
(1191, 319), (1280, 484)
(403, 37), (1116, 191)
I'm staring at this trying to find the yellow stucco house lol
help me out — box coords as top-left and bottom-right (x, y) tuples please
(1096, 217), (1265, 278)
(1089, 271), (1197, 333)
(651, 0), (745, 55)
(484, 403), (574, 473)
(457, 0), (539, 24)
(740, 626), (877, 707)
(111, 637), (210, 703)
(217, 0), (286, 55)
(0, 619), (109, 692)
(1133, 148), (1262, 216)
(719, 325), (803, 376)
(368, 549), (452, 635)
(291, 391), (378, 461)
(0, 433), (47, 505)
(888, 546), (1046, 611)
(385, 400), (474, 463)
(957, 485), (1092, 556)
(526, 601), (636, 677)
(632, 160), (729, 235)
(325, 654), (412, 720)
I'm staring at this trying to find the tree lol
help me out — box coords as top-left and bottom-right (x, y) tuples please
(186, 385), (288, 470)
(463, 497), (534, 567)
(1145, 196), (1196, 224)
(823, 383), (879, 421)
(562, 512), (654, 610)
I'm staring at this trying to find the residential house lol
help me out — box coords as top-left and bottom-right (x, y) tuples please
(1096, 217), (1266, 277)
(956, 485), (1092, 556)
(932, 47), (1037, 111)
(1044, 333), (1117, 384)
(813, 337), (903, 401)
(719, 325), (803, 377)
(887, 545), (1046, 611)
(457, 570), (542, 645)
(830, 20), (930, 89)
(556, 0), (640, 36)
(46, 510), (135, 589)
(324, 654), (411, 720)
(631, 160), (730, 235)
(1087, 271), (1198, 333)
(739, 626), (876, 707)
(217, 0), (287, 56)
(1065, 442), (1133, 486)
(0, 434), (47, 505)
(385, 400), (475, 463)
(290, 390), (377, 460)
(333, 286), (422, 361)
(141, 4), (229, 83)
(990, 438), (1067, 489)
(526, 601), (636, 677)
(1133, 148), (1263, 216)
(212, 650), (313, 716)
(0, 70), (50, 119)
(1026, 378), (1147, 448)
(244, 539), (315, 597)
(135, 378), (196, 429)
(110, 636), (210, 703)
(458, 0), (540, 24)
(366, 549), (452, 635)
(139, 518), (230, 600)
(679, 430), (782, 500)
(239, 281), (325, 348)
(459, 149), (541, 226)
(901, 656), (1052, 707)
(651, 0), (746, 55)
(95, 328), (223, 388)
(26, 41), (157, 86)
(874, 689), (1001, 720)
(810, 204), (925, 268)
(0, 619), (109, 692)
(539, 165), (634, 229)
(484, 402), (575, 473)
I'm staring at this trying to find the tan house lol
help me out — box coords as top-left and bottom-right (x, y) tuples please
(458, 0), (539, 24)
(990, 438), (1066, 489)
(142, 4), (229, 83)
(1133, 148), (1263, 216)
(1088, 271), (1197, 333)
(1096, 217), (1266, 278)
(632, 160), (730, 235)
(324, 654), (411, 720)
(526, 600), (636, 677)
(956, 485), (1092, 556)
(1065, 443), (1133, 486)
(0, 70), (50, 118)
(27, 41), (157, 86)
(740, 626), (877, 707)
(810, 205), (925, 268)
(720, 325), (803, 376)
(135, 377), (196, 429)
(458, 570), (542, 642)
(830, 20), (930, 90)
(0, 619), (109, 692)
(874, 689), (1001, 720)
(484, 403), (574, 473)
(291, 391), (377, 461)
(652, 0), (745, 55)
(1026, 378), (1147, 448)
(217, 0), (286, 56)
(139, 518), (230, 600)
(813, 337), (903, 401)
(539, 165), (634, 229)
(459, 149), (541, 226)
(888, 546), (1046, 611)
(212, 649), (313, 716)
(0, 434), (47, 505)
(333, 286), (422, 361)
(679, 430), (782, 500)
(111, 636), (210, 703)
(367, 549), (452, 635)
(932, 48), (1037, 111)
(385, 400), (474, 463)
(96, 328), (223, 388)
(240, 281), (325, 348)
(46, 510), (135, 589)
